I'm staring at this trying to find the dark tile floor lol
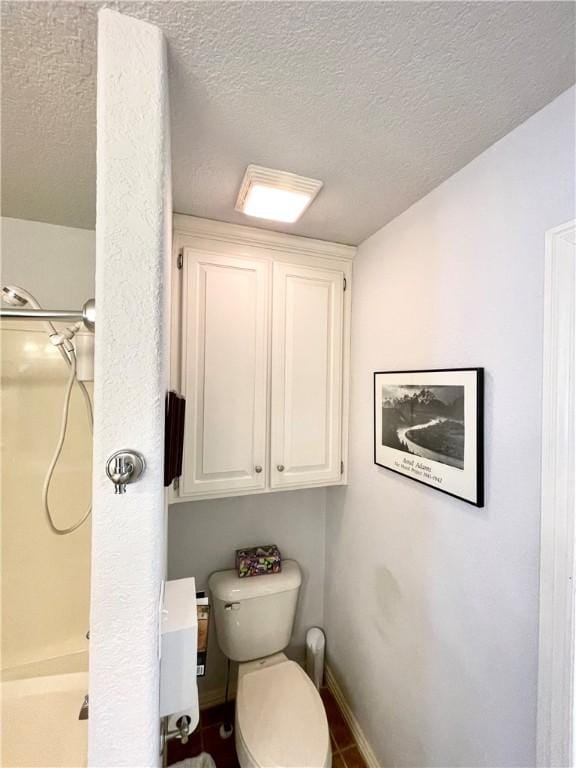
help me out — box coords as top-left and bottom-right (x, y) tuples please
(166, 688), (368, 768)
(166, 701), (238, 768)
(320, 687), (368, 768)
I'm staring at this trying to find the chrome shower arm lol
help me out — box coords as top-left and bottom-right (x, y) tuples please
(0, 298), (95, 330)
(2, 308), (83, 321)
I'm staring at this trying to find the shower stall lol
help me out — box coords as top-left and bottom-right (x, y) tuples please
(1, 277), (96, 767)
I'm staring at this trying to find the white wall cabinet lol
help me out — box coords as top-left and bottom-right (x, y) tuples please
(270, 262), (344, 489)
(171, 216), (354, 502)
(180, 251), (269, 497)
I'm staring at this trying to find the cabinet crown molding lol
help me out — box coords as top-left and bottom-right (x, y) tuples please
(173, 214), (356, 263)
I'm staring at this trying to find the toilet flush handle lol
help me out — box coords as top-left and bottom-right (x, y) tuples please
(225, 602), (241, 611)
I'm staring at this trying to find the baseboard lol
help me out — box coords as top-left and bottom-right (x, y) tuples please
(325, 665), (380, 768)
(198, 683), (237, 710)
(199, 687), (226, 709)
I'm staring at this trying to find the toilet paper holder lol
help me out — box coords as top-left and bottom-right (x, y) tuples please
(159, 577), (199, 758)
(161, 714), (192, 747)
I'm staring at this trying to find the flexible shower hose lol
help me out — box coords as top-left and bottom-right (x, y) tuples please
(42, 346), (93, 535)
(3, 286), (93, 535)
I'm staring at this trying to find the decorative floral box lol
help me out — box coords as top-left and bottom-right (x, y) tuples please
(236, 544), (282, 578)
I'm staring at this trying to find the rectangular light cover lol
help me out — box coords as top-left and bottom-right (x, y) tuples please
(235, 165), (323, 223)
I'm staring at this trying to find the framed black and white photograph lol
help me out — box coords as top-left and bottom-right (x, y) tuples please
(373, 368), (484, 506)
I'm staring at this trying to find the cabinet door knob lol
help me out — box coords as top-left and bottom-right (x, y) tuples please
(255, 465), (262, 473)
(277, 464), (285, 472)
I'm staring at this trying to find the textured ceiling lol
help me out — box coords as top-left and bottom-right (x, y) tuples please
(2, 1), (575, 245)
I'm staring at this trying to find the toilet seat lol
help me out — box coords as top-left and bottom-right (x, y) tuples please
(236, 658), (331, 768)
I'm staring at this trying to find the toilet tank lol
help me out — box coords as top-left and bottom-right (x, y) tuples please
(209, 560), (301, 662)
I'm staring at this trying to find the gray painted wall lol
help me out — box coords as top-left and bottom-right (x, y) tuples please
(324, 87), (576, 768)
(168, 488), (327, 698)
(1, 217), (95, 306)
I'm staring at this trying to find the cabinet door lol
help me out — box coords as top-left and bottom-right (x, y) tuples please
(271, 262), (344, 488)
(180, 250), (268, 497)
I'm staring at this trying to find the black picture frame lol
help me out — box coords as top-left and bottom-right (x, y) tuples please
(373, 368), (484, 507)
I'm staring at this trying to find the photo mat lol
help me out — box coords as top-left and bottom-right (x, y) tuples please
(374, 369), (484, 506)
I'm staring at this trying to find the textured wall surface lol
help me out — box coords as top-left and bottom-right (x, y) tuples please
(168, 489), (327, 699)
(324, 87), (576, 768)
(88, 10), (171, 767)
(2, 1), (575, 244)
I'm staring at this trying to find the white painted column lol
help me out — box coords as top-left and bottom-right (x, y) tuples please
(89, 10), (171, 766)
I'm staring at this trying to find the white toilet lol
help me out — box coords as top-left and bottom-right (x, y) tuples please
(209, 560), (331, 768)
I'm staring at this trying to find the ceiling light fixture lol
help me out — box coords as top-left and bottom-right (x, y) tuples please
(235, 165), (323, 224)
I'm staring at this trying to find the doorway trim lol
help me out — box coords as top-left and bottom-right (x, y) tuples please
(537, 220), (575, 767)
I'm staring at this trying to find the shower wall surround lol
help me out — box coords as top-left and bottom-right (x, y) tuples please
(1, 217), (95, 672)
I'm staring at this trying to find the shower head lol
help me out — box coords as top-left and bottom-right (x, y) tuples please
(2, 286), (29, 307)
(2, 285), (44, 310)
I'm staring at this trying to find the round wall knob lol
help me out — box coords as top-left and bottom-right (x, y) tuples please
(255, 465), (262, 473)
(277, 464), (285, 472)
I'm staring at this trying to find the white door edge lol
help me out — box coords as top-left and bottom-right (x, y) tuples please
(537, 220), (576, 768)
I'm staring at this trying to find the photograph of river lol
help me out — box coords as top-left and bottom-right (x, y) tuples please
(380, 384), (465, 469)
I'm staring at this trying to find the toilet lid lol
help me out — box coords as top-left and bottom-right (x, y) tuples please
(237, 660), (329, 768)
